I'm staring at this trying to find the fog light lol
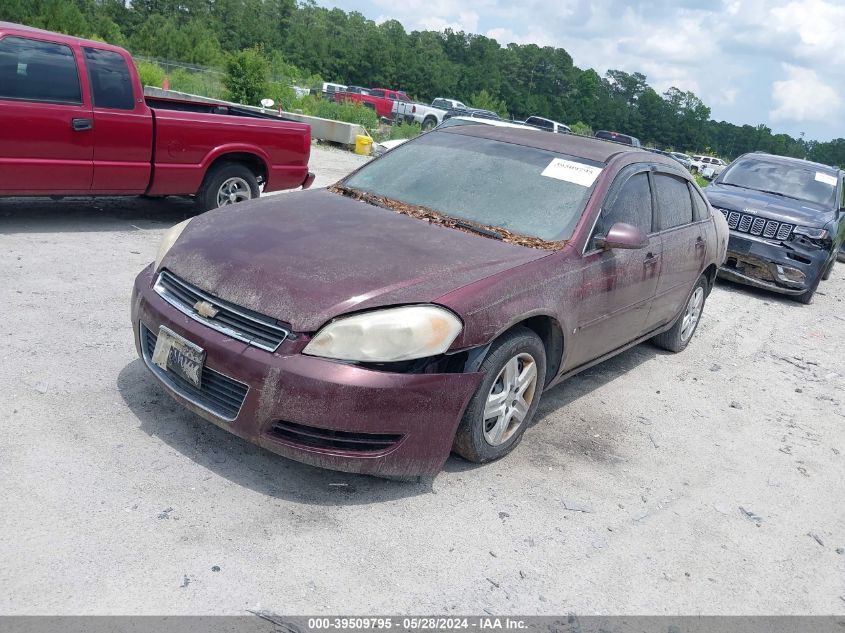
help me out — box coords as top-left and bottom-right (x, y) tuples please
(774, 264), (805, 284)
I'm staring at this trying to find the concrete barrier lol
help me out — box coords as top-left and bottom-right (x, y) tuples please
(143, 86), (368, 146)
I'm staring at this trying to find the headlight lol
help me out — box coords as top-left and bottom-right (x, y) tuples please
(154, 219), (191, 269)
(303, 305), (463, 362)
(793, 226), (828, 240)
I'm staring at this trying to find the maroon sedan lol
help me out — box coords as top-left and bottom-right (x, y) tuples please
(131, 126), (728, 478)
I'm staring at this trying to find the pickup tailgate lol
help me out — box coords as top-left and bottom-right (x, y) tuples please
(146, 106), (311, 196)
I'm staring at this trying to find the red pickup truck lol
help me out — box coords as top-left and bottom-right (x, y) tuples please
(0, 22), (313, 211)
(335, 87), (411, 120)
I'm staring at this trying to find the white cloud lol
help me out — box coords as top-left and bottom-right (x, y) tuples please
(324, 0), (845, 138)
(770, 64), (842, 122)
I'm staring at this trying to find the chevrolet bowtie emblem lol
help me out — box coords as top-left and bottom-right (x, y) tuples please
(194, 300), (220, 319)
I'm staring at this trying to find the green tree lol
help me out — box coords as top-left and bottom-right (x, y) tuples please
(224, 47), (269, 105)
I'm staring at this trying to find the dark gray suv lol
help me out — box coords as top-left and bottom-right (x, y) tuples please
(705, 152), (845, 304)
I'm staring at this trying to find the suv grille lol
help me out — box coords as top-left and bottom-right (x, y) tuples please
(269, 421), (402, 453)
(154, 270), (290, 352)
(140, 324), (248, 421)
(718, 208), (792, 240)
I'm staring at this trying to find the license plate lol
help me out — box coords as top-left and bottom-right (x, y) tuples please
(151, 326), (206, 388)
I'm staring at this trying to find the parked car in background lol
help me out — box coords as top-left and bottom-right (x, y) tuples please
(442, 107), (500, 122)
(345, 85), (369, 95)
(595, 130), (641, 147)
(705, 152), (844, 303)
(670, 152), (693, 170)
(0, 22), (314, 210)
(400, 97), (470, 130)
(524, 116), (571, 134)
(134, 125), (727, 478)
(335, 87), (412, 120)
(691, 155), (727, 179)
(321, 81), (347, 101)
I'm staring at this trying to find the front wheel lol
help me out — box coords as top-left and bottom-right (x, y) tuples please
(452, 327), (546, 464)
(196, 162), (259, 212)
(652, 275), (708, 352)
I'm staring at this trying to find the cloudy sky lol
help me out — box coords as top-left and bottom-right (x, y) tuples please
(319, 0), (844, 142)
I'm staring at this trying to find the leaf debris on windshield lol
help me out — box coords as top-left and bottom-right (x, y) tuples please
(329, 184), (566, 250)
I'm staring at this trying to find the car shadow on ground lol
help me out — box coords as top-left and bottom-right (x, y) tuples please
(117, 359), (433, 505)
(713, 276), (813, 306)
(0, 195), (199, 234)
(441, 340), (665, 474)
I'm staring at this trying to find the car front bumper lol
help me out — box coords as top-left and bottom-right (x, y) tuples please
(718, 232), (828, 295)
(131, 265), (483, 478)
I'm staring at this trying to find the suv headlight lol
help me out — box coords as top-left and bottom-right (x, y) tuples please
(154, 219), (191, 269)
(303, 305), (463, 362)
(792, 226), (828, 240)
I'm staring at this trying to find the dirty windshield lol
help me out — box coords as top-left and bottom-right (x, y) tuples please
(720, 158), (839, 207)
(343, 131), (602, 241)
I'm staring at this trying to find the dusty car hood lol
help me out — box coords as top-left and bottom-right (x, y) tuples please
(705, 183), (835, 228)
(161, 189), (550, 332)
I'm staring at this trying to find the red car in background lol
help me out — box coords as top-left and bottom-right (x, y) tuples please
(335, 87), (412, 119)
(0, 22), (313, 210)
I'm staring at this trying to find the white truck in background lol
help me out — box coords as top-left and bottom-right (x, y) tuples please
(395, 97), (468, 130)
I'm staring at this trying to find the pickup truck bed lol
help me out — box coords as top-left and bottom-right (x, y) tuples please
(0, 22), (313, 210)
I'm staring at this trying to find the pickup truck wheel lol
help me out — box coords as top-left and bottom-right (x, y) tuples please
(452, 327), (546, 464)
(652, 275), (708, 352)
(196, 163), (259, 212)
(421, 117), (437, 131)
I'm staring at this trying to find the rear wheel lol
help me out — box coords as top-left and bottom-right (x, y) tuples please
(652, 275), (708, 352)
(421, 117), (437, 131)
(196, 162), (259, 212)
(453, 327), (546, 464)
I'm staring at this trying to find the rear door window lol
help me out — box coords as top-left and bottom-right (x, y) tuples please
(369, 89), (384, 98)
(0, 36), (81, 104)
(83, 48), (135, 110)
(653, 173), (694, 230)
(591, 171), (653, 249)
(688, 183), (710, 220)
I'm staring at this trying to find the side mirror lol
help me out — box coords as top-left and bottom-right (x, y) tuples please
(594, 222), (649, 250)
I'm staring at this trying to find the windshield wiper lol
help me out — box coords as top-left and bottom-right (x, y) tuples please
(452, 220), (503, 240)
(750, 189), (803, 201)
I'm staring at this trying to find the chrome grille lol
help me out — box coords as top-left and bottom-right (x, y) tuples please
(140, 324), (248, 421)
(717, 208), (793, 241)
(154, 270), (290, 352)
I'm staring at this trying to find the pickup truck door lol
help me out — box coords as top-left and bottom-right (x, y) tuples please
(0, 35), (93, 194)
(82, 47), (153, 193)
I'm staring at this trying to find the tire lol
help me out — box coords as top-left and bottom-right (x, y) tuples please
(837, 248), (845, 263)
(452, 327), (546, 464)
(652, 274), (708, 352)
(195, 163), (259, 213)
(421, 117), (437, 131)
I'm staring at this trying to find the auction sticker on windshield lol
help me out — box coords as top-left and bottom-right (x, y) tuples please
(815, 172), (837, 186)
(541, 158), (602, 187)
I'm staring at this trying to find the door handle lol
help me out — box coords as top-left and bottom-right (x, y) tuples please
(695, 236), (706, 249)
(643, 252), (660, 266)
(72, 118), (93, 131)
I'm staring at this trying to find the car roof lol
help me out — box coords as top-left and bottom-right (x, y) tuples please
(439, 124), (674, 166)
(742, 152), (841, 174)
(0, 21), (127, 53)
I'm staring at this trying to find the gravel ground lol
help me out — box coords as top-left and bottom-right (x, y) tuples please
(1, 144), (843, 615)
